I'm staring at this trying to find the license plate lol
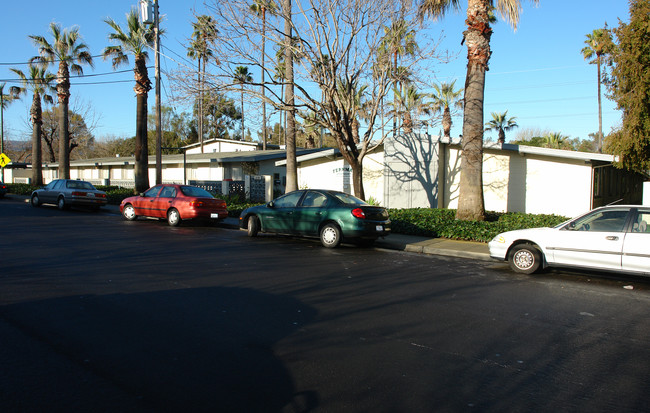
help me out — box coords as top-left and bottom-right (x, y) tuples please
(210, 213), (220, 218)
(87, 193), (94, 197)
(376, 225), (383, 231)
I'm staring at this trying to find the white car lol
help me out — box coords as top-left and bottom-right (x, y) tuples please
(489, 205), (650, 275)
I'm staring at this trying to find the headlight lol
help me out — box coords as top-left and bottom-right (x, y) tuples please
(492, 235), (506, 243)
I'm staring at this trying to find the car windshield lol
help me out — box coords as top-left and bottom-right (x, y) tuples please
(180, 186), (214, 198)
(331, 192), (366, 205)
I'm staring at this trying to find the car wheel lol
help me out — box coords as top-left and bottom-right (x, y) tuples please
(247, 215), (259, 237)
(508, 244), (542, 274)
(31, 194), (41, 207)
(320, 223), (342, 248)
(57, 196), (68, 211)
(167, 208), (181, 226)
(122, 204), (137, 221)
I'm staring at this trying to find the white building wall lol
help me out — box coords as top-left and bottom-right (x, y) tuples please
(186, 140), (258, 154)
(644, 182), (650, 205)
(445, 146), (594, 217)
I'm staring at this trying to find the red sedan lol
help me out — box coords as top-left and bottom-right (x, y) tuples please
(120, 184), (228, 226)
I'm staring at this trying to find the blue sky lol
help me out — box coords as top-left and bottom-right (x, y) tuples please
(0, 1), (631, 146)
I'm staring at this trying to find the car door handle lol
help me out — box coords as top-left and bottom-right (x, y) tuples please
(606, 236), (619, 241)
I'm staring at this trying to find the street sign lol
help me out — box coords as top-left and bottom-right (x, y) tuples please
(0, 153), (11, 168)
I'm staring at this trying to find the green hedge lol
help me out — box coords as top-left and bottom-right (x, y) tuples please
(388, 208), (568, 243)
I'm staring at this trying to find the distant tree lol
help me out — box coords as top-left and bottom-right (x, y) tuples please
(10, 65), (56, 186)
(543, 132), (569, 149)
(30, 23), (94, 179)
(233, 66), (253, 140)
(430, 80), (463, 139)
(188, 15), (218, 151)
(603, 0), (650, 172)
(484, 111), (518, 144)
(388, 85), (431, 133)
(40, 107), (94, 162)
(582, 27), (613, 153)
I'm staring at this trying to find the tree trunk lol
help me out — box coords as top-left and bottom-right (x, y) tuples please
(456, 0), (490, 221)
(351, 161), (365, 201)
(134, 91), (150, 193)
(597, 56), (603, 153)
(31, 93), (43, 186)
(262, 11), (267, 151)
(442, 106), (452, 138)
(283, 0), (297, 193)
(56, 61), (70, 179)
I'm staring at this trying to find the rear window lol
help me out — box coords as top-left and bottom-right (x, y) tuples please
(331, 192), (366, 205)
(180, 186), (214, 198)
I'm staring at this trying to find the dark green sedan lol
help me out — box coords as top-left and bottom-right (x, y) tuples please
(239, 189), (391, 248)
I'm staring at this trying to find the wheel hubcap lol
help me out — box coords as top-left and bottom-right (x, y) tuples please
(514, 250), (534, 270)
(322, 228), (337, 244)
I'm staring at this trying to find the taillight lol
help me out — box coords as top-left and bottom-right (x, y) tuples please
(97, 193), (106, 198)
(190, 200), (205, 207)
(71, 191), (86, 196)
(351, 208), (366, 219)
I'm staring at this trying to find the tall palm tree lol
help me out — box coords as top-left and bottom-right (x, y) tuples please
(250, 0), (278, 150)
(484, 111), (518, 144)
(418, 0), (538, 221)
(30, 23), (93, 179)
(379, 19), (418, 135)
(581, 28), (612, 153)
(188, 15), (218, 152)
(234, 66), (253, 140)
(103, 10), (156, 193)
(0, 83), (22, 182)
(10, 65), (56, 186)
(431, 80), (464, 139)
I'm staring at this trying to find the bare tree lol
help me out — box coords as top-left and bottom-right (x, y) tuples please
(186, 0), (440, 199)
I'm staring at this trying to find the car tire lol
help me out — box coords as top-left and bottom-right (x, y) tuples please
(122, 204), (137, 221)
(31, 194), (41, 207)
(57, 196), (68, 211)
(247, 215), (259, 237)
(508, 244), (542, 274)
(320, 223), (342, 248)
(167, 208), (181, 227)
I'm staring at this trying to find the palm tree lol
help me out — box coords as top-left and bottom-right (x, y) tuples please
(188, 15), (218, 152)
(30, 23), (93, 179)
(418, 0), (538, 221)
(543, 132), (568, 150)
(485, 111), (518, 144)
(0, 83), (22, 182)
(389, 85), (431, 133)
(431, 80), (464, 139)
(234, 66), (253, 140)
(103, 10), (156, 193)
(10, 65), (56, 186)
(250, 0), (278, 150)
(581, 27), (612, 153)
(379, 19), (418, 136)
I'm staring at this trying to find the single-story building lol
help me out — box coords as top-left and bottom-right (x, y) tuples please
(3, 134), (647, 216)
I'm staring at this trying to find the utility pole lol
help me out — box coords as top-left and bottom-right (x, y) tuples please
(154, 0), (162, 184)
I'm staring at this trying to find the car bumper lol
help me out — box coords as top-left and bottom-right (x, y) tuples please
(488, 240), (509, 260)
(182, 208), (228, 221)
(69, 197), (108, 207)
(343, 220), (391, 239)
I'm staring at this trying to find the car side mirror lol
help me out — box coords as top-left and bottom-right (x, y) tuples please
(139, 193), (145, 197)
(267, 201), (275, 208)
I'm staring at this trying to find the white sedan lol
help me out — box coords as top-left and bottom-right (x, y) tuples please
(489, 205), (650, 275)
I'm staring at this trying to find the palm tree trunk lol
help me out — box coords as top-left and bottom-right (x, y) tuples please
(456, 0), (490, 221)
(56, 61), (71, 179)
(442, 106), (452, 138)
(134, 54), (151, 194)
(262, 11), (268, 151)
(283, 0), (297, 193)
(597, 56), (603, 153)
(31, 93), (43, 186)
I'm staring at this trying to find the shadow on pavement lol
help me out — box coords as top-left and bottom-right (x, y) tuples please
(0, 286), (318, 412)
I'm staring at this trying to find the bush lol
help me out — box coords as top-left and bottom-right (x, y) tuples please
(388, 208), (568, 243)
